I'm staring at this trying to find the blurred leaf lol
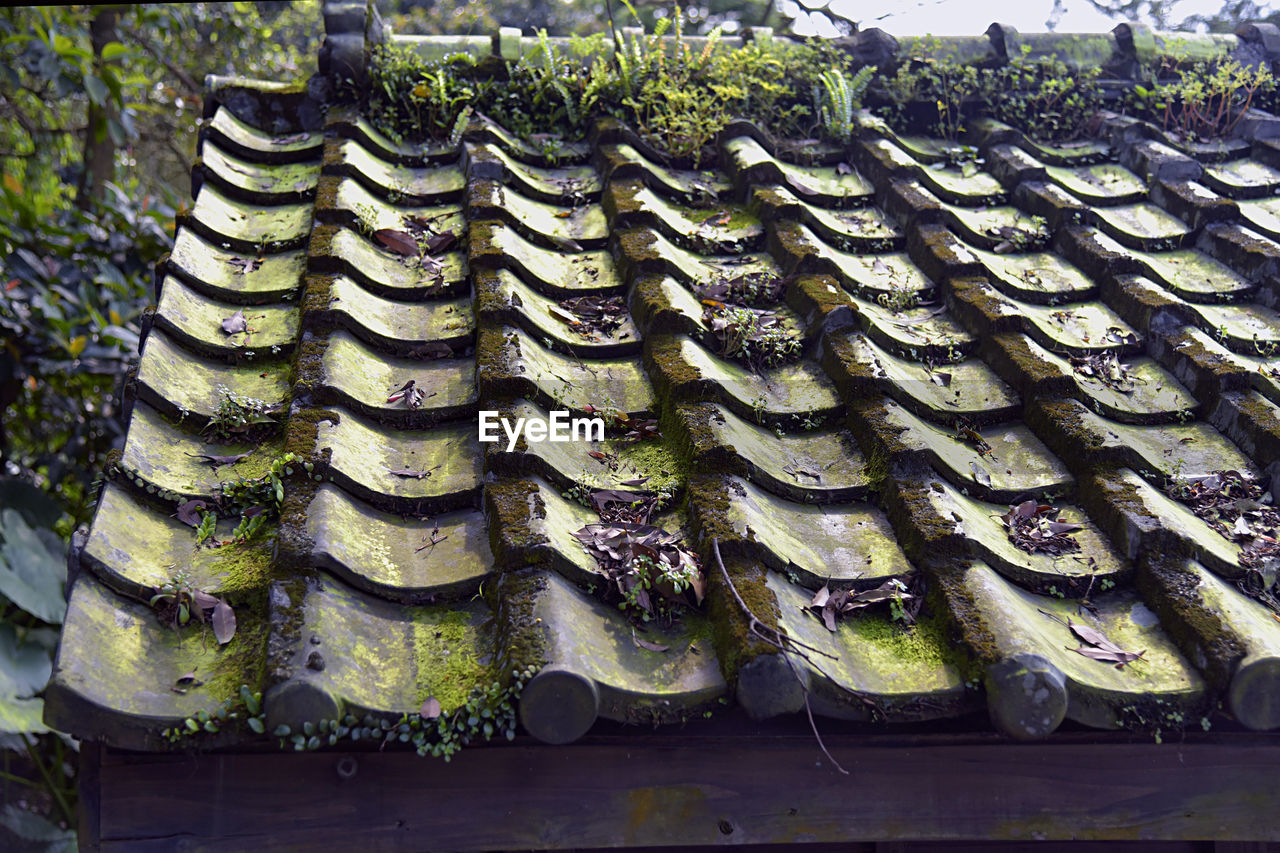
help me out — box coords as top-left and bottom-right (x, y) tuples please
(0, 510), (67, 625)
(212, 600), (235, 644)
(0, 624), (52, 700)
(0, 803), (76, 846)
(99, 40), (126, 61)
(83, 73), (107, 105)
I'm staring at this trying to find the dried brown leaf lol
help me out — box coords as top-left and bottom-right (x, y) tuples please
(212, 600), (236, 645)
(175, 499), (207, 527)
(374, 229), (419, 257)
(220, 309), (248, 335)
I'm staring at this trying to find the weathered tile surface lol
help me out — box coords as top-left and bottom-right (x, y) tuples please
(48, 23), (1280, 760)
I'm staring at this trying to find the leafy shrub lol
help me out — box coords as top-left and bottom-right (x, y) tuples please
(986, 49), (1103, 143)
(1130, 57), (1274, 141)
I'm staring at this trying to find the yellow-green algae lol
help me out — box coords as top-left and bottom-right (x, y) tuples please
(412, 606), (490, 714)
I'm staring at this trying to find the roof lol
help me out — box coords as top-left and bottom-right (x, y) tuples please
(46, 0), (1280, 779)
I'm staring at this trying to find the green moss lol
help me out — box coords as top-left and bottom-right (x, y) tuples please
(209, 537), (275, 596)
(312, 175), (341, 216)
(845, 608), (978, 685)
(492, 568), (550, 678)
(643, 333), (702, 408)
(1135, 555), (1241, 691)
(412, 606), (490, 713)
(609, 435), (687, 496)
(485, 479), (545, 566)
(933, 568), (1003, 667)
(202, 608), (269, 703)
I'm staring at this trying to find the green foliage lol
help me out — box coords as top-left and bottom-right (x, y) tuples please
(1130, 57), (1274, 141)
(365, 46), (485, 143)
(813, 66), (872, 144)
(268, 665), (537, 761)
(204, 385), (277, 443)
(877, 46), (985, 140)
(161, 684), (265, 742)
(364, 10), (855, 164)
(985, 48), (1104, 143)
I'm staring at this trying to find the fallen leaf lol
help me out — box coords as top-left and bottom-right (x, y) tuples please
(186, 451), (250, 468)
(221, 310), (248, 335)
(836, 162), (853, 175)
(548, 235), (583, 253)
(175, 671), (201, 687)
(419, 697), (442, 719)
(632, 628), (669, 653)
(374, 229), (419, 257)
(212, 600), (236, 644)
(810, 583), (831, 609)
(620, 477), (650, 487)
(228, 257), (261, 275)
(425, 231), (456, 254)
(175, 499), (207, 527)
(389, 467), (436, 479)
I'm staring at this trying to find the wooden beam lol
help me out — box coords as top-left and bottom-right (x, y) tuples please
(91, 734), (1280, 851)
(77, 741), (101, 853)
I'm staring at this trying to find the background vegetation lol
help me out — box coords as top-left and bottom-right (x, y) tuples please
(0, 1), (1271, 848)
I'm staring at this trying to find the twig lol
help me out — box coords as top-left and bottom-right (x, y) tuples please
(22, 734), (75, 827)
(711, 538), (848, 775)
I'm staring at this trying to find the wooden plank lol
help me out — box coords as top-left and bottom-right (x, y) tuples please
(77, 741), (101, 853)
(95, 736), (1280, 851)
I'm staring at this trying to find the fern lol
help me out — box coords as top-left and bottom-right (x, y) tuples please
(448, 105), (472, 148)
(537, 29), (580, 129)
(815, 66), (872, 144)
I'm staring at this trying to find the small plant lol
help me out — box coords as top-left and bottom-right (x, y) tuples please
(703, 303), (802, 370)
(987, 48), (1103, 143)
(877, 284), (919, 313)
(163, 685), (266, 741)
(204, 384), (276, 442)
(813, 66), (872, 144)
(148, 570), (235, 643)
(1132, 57), (1274, 141)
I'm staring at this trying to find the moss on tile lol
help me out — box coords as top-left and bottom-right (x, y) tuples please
(493, 568), (551, 678)
(202, 607), (270, 703)
(485, 479), (546, 565)
(209, 537), (275, 596)
(1136, 556), (1245, 692)
(412, 606), (490, 713)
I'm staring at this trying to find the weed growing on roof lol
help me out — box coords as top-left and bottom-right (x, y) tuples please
(204, 385), (277, 442)
(364, 7), (859, 162)
(876, 42), (983, 141)
(876, 284), (919, 313)
(271, 666), (538, 759)
(813, 66), (873, 144)
(163, 685), (266, 742)
(985, 47), (1103, 143)
(1130, 57), (1274, 141)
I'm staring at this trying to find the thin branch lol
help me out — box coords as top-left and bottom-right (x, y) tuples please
(22, 734), (75, 827)
(120, 25), (201, 94)
(710, 537), (848, 775)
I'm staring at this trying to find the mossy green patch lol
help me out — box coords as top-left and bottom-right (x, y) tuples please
(412, 606), (490, 713)
(609, 437), (687, 496)
(208, 537), (275, 597)
(202, 608), (269, 703)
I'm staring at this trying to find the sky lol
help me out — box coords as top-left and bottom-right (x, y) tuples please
(781, 0), (1253, 36)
